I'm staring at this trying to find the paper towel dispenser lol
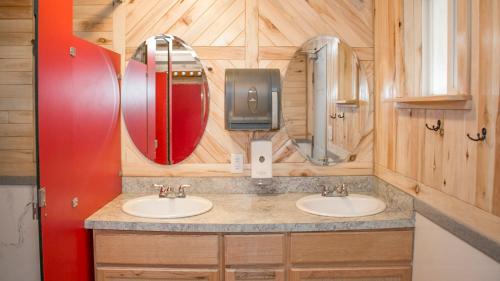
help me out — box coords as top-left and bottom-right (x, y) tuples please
(225, 69), (281, 130)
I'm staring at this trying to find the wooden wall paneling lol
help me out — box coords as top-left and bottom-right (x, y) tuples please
(245, 0), (258, 67)
(90, 0), (375, 176)
(375, 0), (500, 219)
(442, 110), (477, 204)
(402, 0), (422, 97)
(0, 0), (34, 176)
(470, 0), (500, 214)
(73, 1), (114, 49)
(394, 108), (424, 180)
(483, 1), (500, 216)
(111, 0), (125, 75)
(374, 0), (400, 170)
(420, 110), (444, 188)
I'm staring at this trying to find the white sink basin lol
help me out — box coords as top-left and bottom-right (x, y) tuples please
(122, 195), (213, 219)
(296, 194), (386, 217)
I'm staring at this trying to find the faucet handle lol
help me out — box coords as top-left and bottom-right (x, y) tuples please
(177, 184), (190, 198)
(153, 184), (169, 198)
(318, 184), (329, 196)
(340, 183), (348, 195)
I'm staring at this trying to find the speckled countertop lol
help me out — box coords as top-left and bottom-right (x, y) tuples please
(84, 190), (414, 233)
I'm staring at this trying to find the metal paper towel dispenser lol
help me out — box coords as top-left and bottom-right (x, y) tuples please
(225, 69), (281, 130)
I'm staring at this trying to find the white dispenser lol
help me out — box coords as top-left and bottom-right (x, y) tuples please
(251, 140), (272, 180)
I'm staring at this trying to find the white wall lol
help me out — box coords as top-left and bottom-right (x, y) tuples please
(413, 213), (500, 281)
(0, 185), (41, 281)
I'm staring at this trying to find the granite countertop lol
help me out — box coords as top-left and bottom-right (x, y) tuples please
(84, 191), (414, 233)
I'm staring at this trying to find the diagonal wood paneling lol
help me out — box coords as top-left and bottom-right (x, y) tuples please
(74, 0), (375, 176)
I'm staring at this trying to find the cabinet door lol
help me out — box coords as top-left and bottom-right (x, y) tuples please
(96, 267), (219, 281)
(289, 266), (412, 281)
(226, 268), (285, 281)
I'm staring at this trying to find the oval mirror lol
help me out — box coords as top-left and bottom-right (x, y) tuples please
(283, 36), (372, 165)
(122, 35), (209, 165)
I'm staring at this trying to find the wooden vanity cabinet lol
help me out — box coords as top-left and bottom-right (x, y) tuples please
(289, 230), (414, 281)
(93, 229), (413, 281)
(96, 267), (219, 281)
(224, 234), (286, 281)
(93, 231), (221, 281)
(289, 266), (412, 281)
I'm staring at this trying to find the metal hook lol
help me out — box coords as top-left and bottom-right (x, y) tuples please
(337, 113), (345, 119)
(329, 114), (336, 119)
(466, 128), (487, 142)
(425, 119), (441, 132)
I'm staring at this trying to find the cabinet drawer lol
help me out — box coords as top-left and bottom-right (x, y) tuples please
(96, 267), (219, 281)
(290, 230), (413, 264)
(225, 234), (285, 265)
(289, 266), (412, 281)
(225, 268), (285, 281)
(94, 231), (219, 266)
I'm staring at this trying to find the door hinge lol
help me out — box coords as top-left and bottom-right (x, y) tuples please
(31, 39), (35, 57)
(38, 187), (47, 208)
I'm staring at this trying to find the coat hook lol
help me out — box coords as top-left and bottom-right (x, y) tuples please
(329, 114), (336, 119)
(466, 128), (487, 142)
(425, 119), (441, 132)
(337, 113), (345, 119)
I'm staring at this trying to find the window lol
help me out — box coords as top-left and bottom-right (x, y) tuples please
(404, 0), (471, 97)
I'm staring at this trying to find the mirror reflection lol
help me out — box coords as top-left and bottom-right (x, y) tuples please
(122, 35), (209, 165)
(283, 36), (372, 165)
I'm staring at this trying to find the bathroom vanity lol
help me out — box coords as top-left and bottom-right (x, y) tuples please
(93, 229), (413, 281)
(85, 32), (414, 281)
(86, 180), (415, 281)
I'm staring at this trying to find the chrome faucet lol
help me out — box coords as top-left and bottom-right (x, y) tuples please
(154, 184), (190, 198)
(319, 183), (349, 197)
(177, 184), (190, 198)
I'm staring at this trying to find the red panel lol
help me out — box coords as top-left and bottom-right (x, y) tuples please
(38, 1), (121, 280)
(171, 84), (203, 163)
(122, 60), (148, 155)
(155, 72), (168, 164)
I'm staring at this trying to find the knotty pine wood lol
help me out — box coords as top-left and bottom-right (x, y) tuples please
(95, 0), (375, 176)
(73, 0), (114, 50)
(374, 0), (500, 219)
(0, 0), (35, 176)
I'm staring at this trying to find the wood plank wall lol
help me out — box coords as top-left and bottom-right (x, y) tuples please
(74, 0), (375, 177)
(73, 0), (114, 51)
(374, 0), (500, 216)
(0, 0), (35, 177)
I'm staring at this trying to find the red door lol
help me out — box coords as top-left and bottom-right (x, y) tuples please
(37, 1), (122, 280)
(171, 83), (203, 163)
(155, 72), (168, 164)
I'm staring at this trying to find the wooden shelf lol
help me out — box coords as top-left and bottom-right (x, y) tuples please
(386, 95), (472, 110)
